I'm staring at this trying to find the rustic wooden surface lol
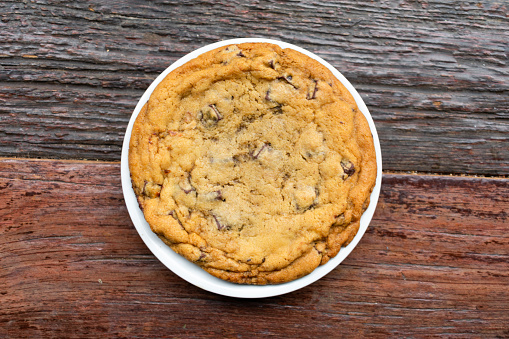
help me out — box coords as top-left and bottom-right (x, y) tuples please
(1, 0), (508, 175)
(1, 0), (509, 337)
(1, 159), (508, 337)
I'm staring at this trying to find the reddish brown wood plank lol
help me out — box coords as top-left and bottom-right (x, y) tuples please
(1, 158), (508, 337)
(0, 1), (508, 174)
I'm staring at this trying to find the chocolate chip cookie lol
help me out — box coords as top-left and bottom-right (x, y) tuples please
(129, 43), (377, 284)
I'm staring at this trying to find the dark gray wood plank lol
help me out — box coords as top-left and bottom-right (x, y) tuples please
(1, 158), (508, 337)
(0, 0), (508, 174)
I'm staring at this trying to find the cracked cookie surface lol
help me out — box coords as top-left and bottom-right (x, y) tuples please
(129, 43), (377, 284)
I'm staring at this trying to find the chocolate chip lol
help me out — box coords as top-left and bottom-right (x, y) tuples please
(142, 180), (148, 195)
(251, 143), (269, 159)
(169, 210), (185, 229)
(314, 245), (323, 254)
(282, 173), (290, 182)
(181, 187), (194, 194)
(265, 89), (271, 101)
(214, 190), (224, 201)
(341, 160), (355, 178)
(247, 258), (251, 262)
(179, 176), (195, 194)
(268, 60), (275, 69)
(302, 149), (326, 163)
(269, 103), (283, 115)
(237, 51), (246, 57)
(212, 214), (225, 231)
(198, 104), (223, 127)
(197, 253), (206, 261)
(142, 180), (162, 198)
(307, 80), (318, 100)
(278, 75), (298, 89)
(202, 190), (223, 201)
(210, 104), (222, 118)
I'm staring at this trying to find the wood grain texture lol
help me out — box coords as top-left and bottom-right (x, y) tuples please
(0, 0), (508, 175)
(1, 158), (508, 337)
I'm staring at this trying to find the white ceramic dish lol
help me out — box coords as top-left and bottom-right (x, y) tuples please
(121, 38), (382, 298)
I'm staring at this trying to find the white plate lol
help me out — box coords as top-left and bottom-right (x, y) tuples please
(121, 38), (382, 298)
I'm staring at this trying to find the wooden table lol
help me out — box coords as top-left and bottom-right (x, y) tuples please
(1, 1), (508, 337)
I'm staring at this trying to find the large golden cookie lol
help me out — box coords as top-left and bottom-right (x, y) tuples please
(129, 43), (377, 284)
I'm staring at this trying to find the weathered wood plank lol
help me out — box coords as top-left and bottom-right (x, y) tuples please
(2, 0), (508, 91)
(0, 1), (508, 174)
(1, 158), (508, 337)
